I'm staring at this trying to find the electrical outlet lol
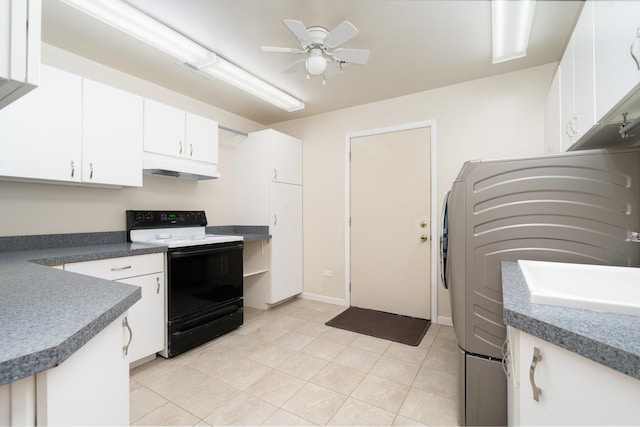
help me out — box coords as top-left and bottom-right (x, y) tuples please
(322, 270), (333, 277)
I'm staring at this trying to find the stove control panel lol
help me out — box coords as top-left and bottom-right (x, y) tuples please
(126, 210), (207, 230)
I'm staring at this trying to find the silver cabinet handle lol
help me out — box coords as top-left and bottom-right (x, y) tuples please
(179, 141), (183, 155)
(70, 160), (75, 178)
(530, 346), (542, 402)
(190, 143), (193, 157)
(502, 339), (511, 378)
(631, 27), (640, 70)
(122, 316), (133, 356)
(89, 162), (94, 179)
(156, 276), (160, 294)
(110, 265), (132, 271)
(273, 214), (277, 225)
(274, 168), (277, 180)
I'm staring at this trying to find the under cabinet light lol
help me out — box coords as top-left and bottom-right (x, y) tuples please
(58, 0), (304, 112)
(491, 0), (536, 64)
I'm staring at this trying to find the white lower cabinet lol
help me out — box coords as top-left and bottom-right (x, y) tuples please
(270, 182), (303, 303)
(36, 313), (130, 426)
(119, 273), (165, 363)
(508, 326), (640, 426)
(64, 253), (165, 364)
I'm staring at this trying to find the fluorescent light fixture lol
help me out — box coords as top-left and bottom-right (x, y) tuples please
(199, 59), (304, 112)
(491, 0), (536, 64)
(58, 0), (304, 112)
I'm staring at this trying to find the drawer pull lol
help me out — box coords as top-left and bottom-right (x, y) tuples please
(110, 265), (132, 271)
(156, 277), (160, 294)
(530, 346), (542, 402)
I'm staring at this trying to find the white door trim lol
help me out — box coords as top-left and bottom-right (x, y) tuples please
(345, 120), (438, 322)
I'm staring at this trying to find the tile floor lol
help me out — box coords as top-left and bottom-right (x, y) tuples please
(130, 298), (459, 426)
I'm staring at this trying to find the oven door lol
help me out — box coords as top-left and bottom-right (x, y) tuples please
(167, 241), (243, 321)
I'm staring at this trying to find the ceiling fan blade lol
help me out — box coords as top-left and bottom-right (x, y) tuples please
(261, 46), (304, 54)
(283, 19), (311, 44)
(333, 48), (370, 65)
(324, 21), (359, 48)
(283, 58), (306, 73)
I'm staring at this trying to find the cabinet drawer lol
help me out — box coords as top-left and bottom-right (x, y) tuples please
(65, 253), (164, 280)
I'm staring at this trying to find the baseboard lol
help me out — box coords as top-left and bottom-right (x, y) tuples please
(300, 292), (348, 307)
(437, 316), (453, 327)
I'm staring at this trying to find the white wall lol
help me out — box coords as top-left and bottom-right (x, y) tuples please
(272, 63), (555, 321)
(0, 44), (264, 236)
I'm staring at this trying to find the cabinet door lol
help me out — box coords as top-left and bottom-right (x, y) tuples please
(36, 313), (129, 426)
(594, 0), (640, 121)
(270, 131), (302, 185)
(120, 274), (165, 363)
(573, 1), (596, 137)
(143, 99), (185, 157)
(0, 64), (81, 182)
(518, 331), (640, 426)
(269, 182), (303, 303)
(559, 38), (575, 151)
(82, 79), (143, 187)
(544, 67), (561, 153)
(185, 112), (218, 164)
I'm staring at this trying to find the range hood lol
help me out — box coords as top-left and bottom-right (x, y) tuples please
(143, 152), (220, 180)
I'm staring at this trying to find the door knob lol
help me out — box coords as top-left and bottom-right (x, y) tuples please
(421, 235), (429, 242)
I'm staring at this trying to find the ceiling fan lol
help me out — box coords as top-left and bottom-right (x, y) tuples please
(261, 19), (371, 81)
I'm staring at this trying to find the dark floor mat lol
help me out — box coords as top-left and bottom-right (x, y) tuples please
(325, 306), (431, 346)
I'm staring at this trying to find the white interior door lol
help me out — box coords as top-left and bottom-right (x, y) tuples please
(350, 127), (431, 319)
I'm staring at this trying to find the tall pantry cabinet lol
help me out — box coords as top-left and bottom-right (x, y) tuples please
(235, 129), (303, 306)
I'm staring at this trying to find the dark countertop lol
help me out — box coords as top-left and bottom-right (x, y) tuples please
(0, 243), (165, 386)
(206, 225), (270, 242)
(501, 261), (640, 380)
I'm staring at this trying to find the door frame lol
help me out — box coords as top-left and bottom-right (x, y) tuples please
(345, 120), (438, 321)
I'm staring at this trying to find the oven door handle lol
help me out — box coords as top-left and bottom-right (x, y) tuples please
(170, 243), (243, 258)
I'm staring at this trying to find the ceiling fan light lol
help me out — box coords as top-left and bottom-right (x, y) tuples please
(306, 55), (327, 75)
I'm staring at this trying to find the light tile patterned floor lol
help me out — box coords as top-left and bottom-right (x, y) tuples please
(130, 298), (459, 426)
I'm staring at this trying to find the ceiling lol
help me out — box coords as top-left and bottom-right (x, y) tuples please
(41, 0), (583, 125)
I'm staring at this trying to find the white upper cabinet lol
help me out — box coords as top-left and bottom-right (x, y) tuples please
(270, 130), (302, 185)
(544, 66), (561, 153)
(82, 79), (143, 187)
(0, 65), (143, 186)
(0, 0), (41, 109)
(572, 2), (596, 139)
(143, 99), (185, 158)
(0, 64), (82, 182)
(593, 0), (640, 120)
(559, 40), (575, 151)
(144, 98), (219, 164)
(186, 112), (219, 164)
(547, 0), (640, 150)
